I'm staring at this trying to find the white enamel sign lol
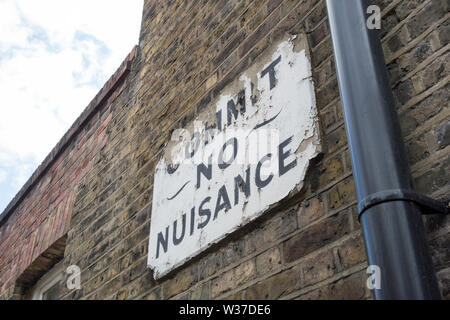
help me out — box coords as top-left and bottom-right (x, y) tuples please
(148, 35), (321, 279)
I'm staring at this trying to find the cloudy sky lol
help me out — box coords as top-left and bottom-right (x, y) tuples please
(0, 0), (144, 213)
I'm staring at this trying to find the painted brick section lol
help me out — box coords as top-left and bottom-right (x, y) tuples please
(0, 0), (448, 300)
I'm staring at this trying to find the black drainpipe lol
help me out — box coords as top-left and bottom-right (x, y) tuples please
(325, 0), (444, 299)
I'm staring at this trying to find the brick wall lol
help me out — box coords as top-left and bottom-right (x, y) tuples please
(0, 0), (448, 300)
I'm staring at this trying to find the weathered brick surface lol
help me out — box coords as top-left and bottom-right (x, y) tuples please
(0, 0), (448, 300)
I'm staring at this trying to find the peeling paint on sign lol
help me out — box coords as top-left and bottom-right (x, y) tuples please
(148, 34), (321, 279)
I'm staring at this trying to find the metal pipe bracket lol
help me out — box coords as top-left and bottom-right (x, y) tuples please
(358, 189), (450, 220)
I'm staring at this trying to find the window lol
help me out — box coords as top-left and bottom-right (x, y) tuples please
(31, 261), (64, 300)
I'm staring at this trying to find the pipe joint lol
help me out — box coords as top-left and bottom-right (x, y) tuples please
(358, 189), (450, 220)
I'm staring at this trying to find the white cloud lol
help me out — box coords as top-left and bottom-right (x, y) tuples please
(0, 0), (144, 212)
(0, 170), (6, 184)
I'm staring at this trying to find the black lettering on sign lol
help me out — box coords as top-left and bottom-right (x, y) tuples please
(198, 197), (212, 229)
(227, 90), (246, 126)
(156, 226), (169, 259)
(250, 82), (258, 105)
(214, 185), (232, 220)
(218, 138), (238, 170)
(227, 99), (239, 126)
(261, 55), (281, 90)
(196, 155), (213, 188)
(216, 109), (223, 132)
(237, 89), (246, 110)
(279, 136), (297, 176)
(190, 207), (195, 236)
(255, 154), (274, 189)
(173, 214), (186, 246)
